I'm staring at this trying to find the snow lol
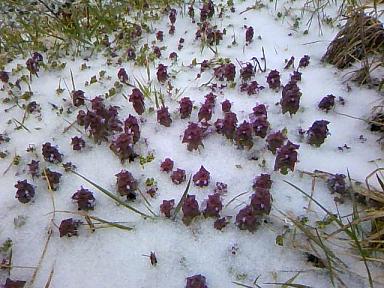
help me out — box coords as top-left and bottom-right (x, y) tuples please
(0, 0), (383, 287)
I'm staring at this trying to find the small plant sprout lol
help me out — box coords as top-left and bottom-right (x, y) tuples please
(110, 133), (137, 163)
(72, 90), (85, 107)
(193, 166), (210, 187)
(236, 205), (259, 232)
(274, 141), (300, 175)
(27, 160), (40, 178)
(327, 174), (348, 195)
(235, 120), (253, 149)
(298, 55), (310, 68)
(266, 130), (287, 154)
(157, 64), (168, 83)
(221, 99), (231, 112)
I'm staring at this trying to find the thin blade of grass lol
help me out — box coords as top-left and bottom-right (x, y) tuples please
(172, 176), (192, 220)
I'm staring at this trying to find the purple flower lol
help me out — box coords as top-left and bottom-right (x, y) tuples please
(240, 81), (264, 95)
(236, 205), (259, 232)
(182, 123), (204, 151)
(252, 117), (269, 138)
(171, 168), (186, 184)
(218, 111), (238, 139)
(214, 217), (229, 230)
(182, 195), (200, 225)
(186, 274), (207, 288)
(124, 115), (140, 144)
(157, 107), (172, 127)
(0, 71), (9, 83)
(214, 63), (236, 82)
(118, 68), (129, 83)
(266, 70), (281, 90)
(157, 64), (168, 82)
(221, 100), (231, 112)
(26, 58), (39, 76)
(245, 26), (254, 43)
(127, 47), (136, 60)
(160, 199), (175, 218)
(200, 0), (214, 21)
(15, 180), (35, 203)
(153, 46), (161, 58)
(27, 160), (40, 178)
(235, 121), (253, 149)
(44, 168), (62, 190)
(290, 71), (302, 82)
(280, 81), (302, 116)
(115, 170), (138, 200)
(274, 141), (300, 175)
(42, 142), (62, 163)
(253, 174), (272, 190)
(110, 133), (137, 163)
(193, 166), (210, 187)
(299, 55), (310, 68)
(71, 136), (85, 151)
(129, 88), (145, 115)
(214, 182), (228, 194)
(169, 8), (177, 24)
(327, 174), (348, 194)
(156, 31), (164, 41)
(318, 95), (335, 112)
(59, 218), (81, 237)
(266, 131), (287, 154)
(71, 90), (85, 107)
(203, 193), (222, 218)
(198, 102), (213, 122)
(72, 187), (95, 211)
(179, 97), (193, 119)
(240, 63), (254, 81)
(250, 188), (271, 215)
(160, 158), (174, 173)
(307, 120), (330, 147)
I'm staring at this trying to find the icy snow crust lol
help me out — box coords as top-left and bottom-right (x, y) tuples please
(0, 0), (383, 287)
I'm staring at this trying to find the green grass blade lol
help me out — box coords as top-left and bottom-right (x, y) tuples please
(172, 176), (192, 220)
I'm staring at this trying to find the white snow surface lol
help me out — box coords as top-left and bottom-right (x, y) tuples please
(0, 1), (383, 287)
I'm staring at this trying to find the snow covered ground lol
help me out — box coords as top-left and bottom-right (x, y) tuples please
(0, 1), (383, 287)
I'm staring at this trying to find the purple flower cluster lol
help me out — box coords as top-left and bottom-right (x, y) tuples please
(77, 97), (123, 143)
(307, 120), (330, 147)
(129, 88), (145, 115)
(42, 142), (62, 163)
(193, 166), (210, 187)
(115, 170), (138, 200)
(179, 97), (193, 119)
(318, 95), (335, 112)
(44, 168), (62, 190)
(182, 194), (200, 225)
(280, 81), (302, 116)
(266, 131), (287, 154)
(182, 122), (204, 151)
(157, 106), (172, 127)
(214, 63), (236, 82)
(240, 81), (264, 95)
(15, 180), (35, 203)
(72, 187), (95, 211)
(266, 70), (281, 90)
(110, 133), (137, 163)
(274, 141), (300, 175)
(71, 136), (85, 151)
(59, 218), (81, 237)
